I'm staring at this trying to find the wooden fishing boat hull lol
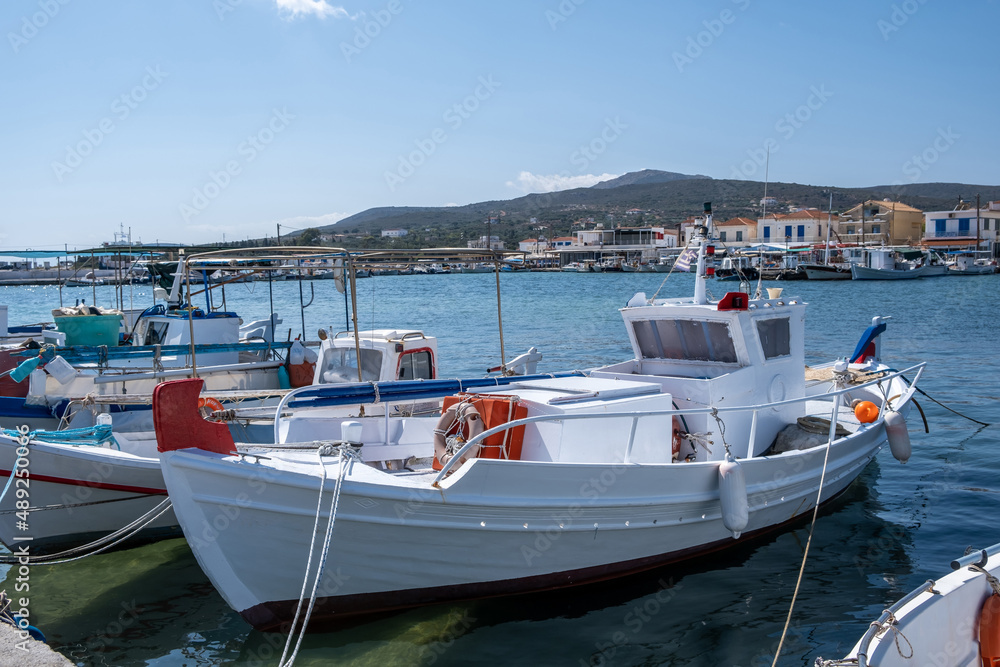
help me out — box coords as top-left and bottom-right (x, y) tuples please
(850, 264), (927, 280)
(801, 264), (852, 280)
(161, 420), (889, 631)
(0, 432), (176, 553)
(949, 265), (996, 275)
(832, 544), (1000, 667)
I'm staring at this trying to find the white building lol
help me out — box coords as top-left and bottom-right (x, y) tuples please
(518, 237), (549, 253)
(381, 229), (408, 238)
(716, 217), (756, 246)
(468, 235), (505, 250)
(756, 209), (828, 245)
(923, 202), (1000, 248)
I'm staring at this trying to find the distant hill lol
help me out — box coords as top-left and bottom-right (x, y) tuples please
(590, 169), (711, 189)
(309, 171), (1000, 249)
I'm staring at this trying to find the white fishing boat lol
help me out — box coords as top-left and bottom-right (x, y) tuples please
(850, 248), (927, 280)
(948, 251), (997, 275)
(0, 327), (509, 553)
(0, 244), (548, 554)
(820, 543), (1000, 667)
(560, 262), (585, 272)
(651, 256), (675, 272)
(154, 203), (924, 632)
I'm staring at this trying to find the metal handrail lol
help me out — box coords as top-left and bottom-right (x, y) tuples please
(432, 362), (925, 484)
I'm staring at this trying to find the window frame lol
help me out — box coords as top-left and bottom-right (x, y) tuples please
(754, 316), (791, 361)
(631, 318), (739, 364)
(396, 347), (436, 380)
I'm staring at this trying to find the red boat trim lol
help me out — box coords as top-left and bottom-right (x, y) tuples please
(0, 469), (166, 496)
(240, 483), (857, 633)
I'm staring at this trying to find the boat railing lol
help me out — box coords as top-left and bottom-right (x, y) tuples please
(10, 340), (294, 365)
(433, 363), (925, 484)
(851, 578), (938, 667)
(851, 541), (1000, 666)
(271, 371), (588, 444)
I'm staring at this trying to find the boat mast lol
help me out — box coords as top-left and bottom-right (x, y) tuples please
(977, 193), (981, 251)
(694, 202), (712, 305)
(752, 150), (770, 299)
(824, 192), (833, 265)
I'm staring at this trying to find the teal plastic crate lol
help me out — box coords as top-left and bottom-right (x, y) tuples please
(54, 315), (121, 347)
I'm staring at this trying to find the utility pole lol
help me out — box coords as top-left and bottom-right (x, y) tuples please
(276, 224), (281, 246)
(976, 194), (982, 250)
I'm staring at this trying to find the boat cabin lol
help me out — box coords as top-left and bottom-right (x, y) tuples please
(132, 308), (244, 367)
(314, 330), (437, 385)
(589, 291), (807, 459)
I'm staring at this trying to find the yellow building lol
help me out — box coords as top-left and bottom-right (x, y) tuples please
(841, 200), (923, 245)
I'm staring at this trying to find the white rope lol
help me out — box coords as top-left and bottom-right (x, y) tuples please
(278, 443), (356, 667)
(3, 497), (174, 566)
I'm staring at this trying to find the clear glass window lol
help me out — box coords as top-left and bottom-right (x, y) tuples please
(632, 319), (737, 363)
(756, 318), (790, 359)
(398, 350), (433, 380)
(319, 347), (383, 383)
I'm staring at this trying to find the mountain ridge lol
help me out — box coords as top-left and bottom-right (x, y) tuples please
(310, 170), (1000, 248)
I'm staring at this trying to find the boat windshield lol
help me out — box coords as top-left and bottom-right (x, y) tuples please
(632, 319), (738, 363)
(319, 347), (383, 383)
(755, 317), (790, 359)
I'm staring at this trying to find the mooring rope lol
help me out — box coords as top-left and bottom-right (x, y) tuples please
(279, 443), (358, 667)
(0, 497), (172, 565)
(771, 399), (840, 666)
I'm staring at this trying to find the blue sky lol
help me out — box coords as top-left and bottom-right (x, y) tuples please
(1, 0), (997, 250)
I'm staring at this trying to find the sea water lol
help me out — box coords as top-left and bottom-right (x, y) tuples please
(1, 272), (997, 666)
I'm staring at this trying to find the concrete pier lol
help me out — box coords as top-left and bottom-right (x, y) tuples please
(0, 623), (72, 666)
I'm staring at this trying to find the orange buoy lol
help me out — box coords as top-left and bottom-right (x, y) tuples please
(979, 592), (1000, 665)
(197, 396), (224, 414)
(853, 400), (879, 424)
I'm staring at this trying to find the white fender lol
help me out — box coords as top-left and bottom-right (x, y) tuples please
(719, 457), (748, 539)
(885, 410), (911, 463)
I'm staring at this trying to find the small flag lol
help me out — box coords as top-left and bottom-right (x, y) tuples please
(674, 245), (698, 272)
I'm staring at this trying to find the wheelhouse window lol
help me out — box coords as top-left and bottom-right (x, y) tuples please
(319, 347), (383, 383)
(397, 350), (433, 380)
(632, 319), (738, 363)
(756, 317), (790, 359)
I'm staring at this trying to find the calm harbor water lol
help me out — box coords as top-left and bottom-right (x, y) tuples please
(1, 271), (998, 666)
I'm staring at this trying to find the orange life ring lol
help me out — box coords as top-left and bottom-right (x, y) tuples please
(433, 402), (484, 470)
(198, 396), (224, 415)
